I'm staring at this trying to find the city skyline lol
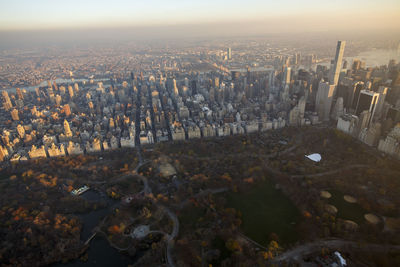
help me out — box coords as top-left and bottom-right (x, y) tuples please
(1, 1), (400, 266)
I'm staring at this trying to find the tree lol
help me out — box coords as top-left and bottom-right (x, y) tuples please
(225, 238), (241, 252)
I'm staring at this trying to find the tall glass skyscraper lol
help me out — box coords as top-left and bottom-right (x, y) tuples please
(329, 41), (346, 86)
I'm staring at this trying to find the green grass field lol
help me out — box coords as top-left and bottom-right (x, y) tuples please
(227, 178), (300, 246)
(328, 190), (366, 224)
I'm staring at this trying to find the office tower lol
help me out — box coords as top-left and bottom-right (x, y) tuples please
(374, 86), (388, 120)
(329, 41), (346, 86)
(387, 107), (400, 124)
(109, 118), (115, 129)
(268, 71), (275, 89)
(16, 88), (23, 100)
(351, 82), (364, 110)
(392, 72), (400, 87)
(68, 85), (74, 98)
(55, 95), (62, 106)
(15, 99), (24, 109)
(388, 59), (397, 71)
(0, 145), (8, 162)
(59, 86), (66, 95)
(63, 104), (71, 117)
(331, 97), (344, 121)
(283, 67), (291, 86)
(283, 56), (290, 66)
(213, 77), (220, 88)
(17, 124), (25, 139)
(53, 81), (58, 91)
(355, 90), (379, 127)
(315, 81), (336, 121)
(357, 110), (372, 134)
(173, 79), (178, 96)
(293, 53), (301, 65)
(246, 66), (251, 82)
(227, 47), (232, 60)
(352, 59), (362, 71)
(2, 91), (12, 110)
(209, 87), (215, 102)
(289, 96), (306, 126)
(355, 90), (379, 115)
(47, 87), (54, 99)
(64, 120), (72, 137)
(10, 109), (19, 121)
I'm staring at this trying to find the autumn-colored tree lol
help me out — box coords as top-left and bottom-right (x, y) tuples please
(107, 225), (120, 234)
(225, 238), (241, 252)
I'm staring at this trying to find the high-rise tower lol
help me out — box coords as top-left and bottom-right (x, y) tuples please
(315, 81), (336, 121)
(64, 120), (72, 137)
(2, 91), (12, 110)
(329, 41), (346, 86)
(283, 67), (291, 86)
(227, 47), (232, 60)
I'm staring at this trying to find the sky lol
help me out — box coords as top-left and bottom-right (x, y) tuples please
(0, 0), (399, 31)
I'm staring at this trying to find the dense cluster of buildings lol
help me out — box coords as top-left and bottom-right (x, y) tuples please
(1, 41), (400, 162)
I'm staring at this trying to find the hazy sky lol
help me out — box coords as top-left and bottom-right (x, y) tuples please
(0, 0), (399, 31)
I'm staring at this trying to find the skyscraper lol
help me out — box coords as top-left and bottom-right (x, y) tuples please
(329, 41), (346, 86)
(64, 120), (72, 137)
(2, 91), (12, 110)
(355, 90), (379, 128)
(374, 86), (388, 120)
(283, 67), (291, 86)
(0, 145), (8, 162)
(10, 109), (19, 121)
(315, 81), (336, 121)
(63, 104), (71, 117)
(227, 47), (232, 60)
(68, 85), (74, 98)
(16, 88), (24, 100)
(17, 124), (25, 139)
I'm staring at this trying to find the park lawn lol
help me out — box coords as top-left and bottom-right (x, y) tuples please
(227, 178), (300, 246)
(328, 190), (366, 224)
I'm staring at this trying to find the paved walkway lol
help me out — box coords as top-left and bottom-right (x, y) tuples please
(272, 238), (400, 263)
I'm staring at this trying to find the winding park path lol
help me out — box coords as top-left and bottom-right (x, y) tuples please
(161, 206), (179, 267)
(131, 147), (179, 267)
(272, 239), (400, 263)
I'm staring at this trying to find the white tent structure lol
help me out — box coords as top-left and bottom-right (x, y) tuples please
(305, 153), (322, 162)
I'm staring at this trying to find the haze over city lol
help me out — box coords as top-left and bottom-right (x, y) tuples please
(1, 0), (400, 266)
(1, 0), (400, 32)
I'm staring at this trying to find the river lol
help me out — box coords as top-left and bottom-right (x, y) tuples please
(2, 78), (109, 93)
(351, 49), (400, 68)
(310, 49), (400, 70)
